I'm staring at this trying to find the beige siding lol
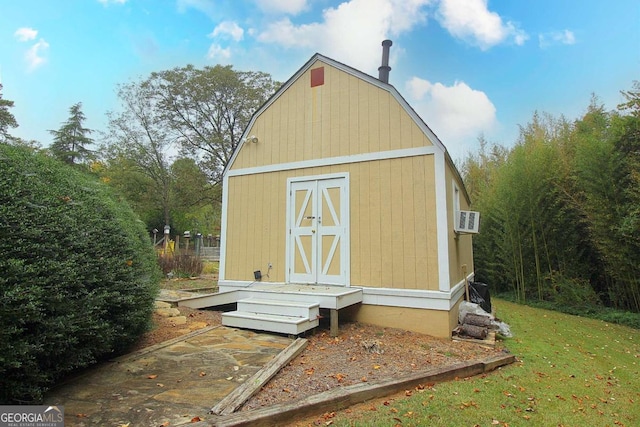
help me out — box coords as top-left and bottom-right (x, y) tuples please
(343, 304), (455, 338)
(230, 60), (432, 171)
(446, 165), (475, 287)
(225, 155), (441, 291)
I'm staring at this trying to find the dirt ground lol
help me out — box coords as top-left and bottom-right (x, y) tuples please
(135, 305), (504, 425)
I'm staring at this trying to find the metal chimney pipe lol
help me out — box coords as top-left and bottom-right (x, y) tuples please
(378, 39), (392, 83)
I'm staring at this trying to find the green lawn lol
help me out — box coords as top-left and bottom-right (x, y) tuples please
(331, 299), (639, 426)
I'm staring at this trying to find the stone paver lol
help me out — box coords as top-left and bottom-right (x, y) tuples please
(45, 326), (292, 426)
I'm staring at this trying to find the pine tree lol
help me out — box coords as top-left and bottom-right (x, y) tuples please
(49, 102), (94, 164)
(0, 84), (18, 142)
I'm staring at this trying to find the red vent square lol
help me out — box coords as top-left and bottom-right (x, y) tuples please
(311, 67), (324, 87)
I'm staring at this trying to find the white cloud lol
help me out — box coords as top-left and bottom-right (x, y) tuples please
(177, 0), (217, 18)
(258, 0), (432, 73)
(406, 76), (497, 157)
(25, 38), (50, 71)
(210, 21), (244, 41)
(207, 43), (232, 61)
(14, 27), (38, 42)
(254, 0), (308, 15)
(98, 0), (127, 5)
(436, 0), (528, 50)
(539, 29), (576, 49)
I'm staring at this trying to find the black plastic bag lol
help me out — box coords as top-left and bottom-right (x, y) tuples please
(466, 281), (492, 313)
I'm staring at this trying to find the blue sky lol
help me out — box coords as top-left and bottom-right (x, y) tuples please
(1, 0), (638, 161)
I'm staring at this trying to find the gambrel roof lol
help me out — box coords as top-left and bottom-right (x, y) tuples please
(225, 52), (470, 204)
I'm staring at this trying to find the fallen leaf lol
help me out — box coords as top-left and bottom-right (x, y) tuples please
(405, 390), (412, 397)
(199, 371), (207, 377)
(305, 368), (315, 376)
(147, 374), (158, 379)
(283, 388), (291, 393)
(156, 383), (165, 388)
(158, 422), (169, 427)
(190, 416), (202, 422)
(361, 377), (368, 382)
(119, 424), (130, 427)
(76, 413), (88, 418)
(332, 373), (346, 382)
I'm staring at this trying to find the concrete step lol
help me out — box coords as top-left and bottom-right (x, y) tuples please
(237, 298), (319, 319)
(222, 311), (319, 335)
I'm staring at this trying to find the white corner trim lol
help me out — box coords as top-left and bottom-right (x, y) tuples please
(218, 174), (230, 282)
(227, 146), (436, 178)
(434, 150), (450, 292)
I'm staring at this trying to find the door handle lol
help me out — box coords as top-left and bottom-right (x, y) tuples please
(304, 216), (315, 220)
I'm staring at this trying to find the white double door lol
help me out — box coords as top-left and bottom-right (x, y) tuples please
(288, 175), (349, 285)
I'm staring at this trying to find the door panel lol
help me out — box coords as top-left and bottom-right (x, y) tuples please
(290, 181), (316, 283)
(289, 176), (348, 285)
(317, 178), (345, 285)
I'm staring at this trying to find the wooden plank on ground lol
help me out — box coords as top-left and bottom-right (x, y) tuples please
(212, 354), (516, 427)
(211, 337), (308, 416)
(452, 331), (497, 347)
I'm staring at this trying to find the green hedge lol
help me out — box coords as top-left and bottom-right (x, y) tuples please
(0, 144), (160, 403)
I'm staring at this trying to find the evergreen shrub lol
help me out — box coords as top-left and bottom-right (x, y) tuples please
(0, 144), (160, 403)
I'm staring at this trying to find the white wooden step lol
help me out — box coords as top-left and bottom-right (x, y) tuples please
(222, 311), (319, 335)
(237, 298), (319, 319)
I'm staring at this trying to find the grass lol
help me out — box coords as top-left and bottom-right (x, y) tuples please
(157, 261), (219, 291)
(496, 292), (640, 329)
(328, 299), (639, 427)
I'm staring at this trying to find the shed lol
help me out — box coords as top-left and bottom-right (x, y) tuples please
(216, 43), (476, 338)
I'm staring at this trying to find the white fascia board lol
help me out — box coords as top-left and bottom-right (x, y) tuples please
(219, 280), (286, 290)
(228, 146), (435, 177)
(220, 280), (469, 311)
(361, 285), (462, 311)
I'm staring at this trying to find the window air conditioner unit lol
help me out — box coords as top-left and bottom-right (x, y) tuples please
(455, 210), (480, 234)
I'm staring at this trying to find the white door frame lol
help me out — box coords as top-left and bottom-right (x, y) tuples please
(286, 173), (350, 286)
